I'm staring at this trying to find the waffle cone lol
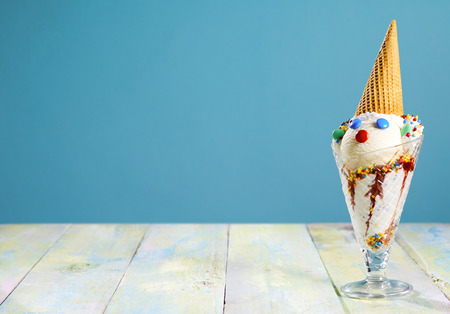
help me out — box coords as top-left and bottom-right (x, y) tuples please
(355, 20), (403, 116)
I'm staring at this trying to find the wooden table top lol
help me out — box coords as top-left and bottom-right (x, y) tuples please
(0, 223), (448, 313)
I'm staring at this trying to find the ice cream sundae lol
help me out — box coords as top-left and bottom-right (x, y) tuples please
(331, 20), (424, 298)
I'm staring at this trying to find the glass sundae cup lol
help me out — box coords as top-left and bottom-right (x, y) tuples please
(332, 136), (423, 298)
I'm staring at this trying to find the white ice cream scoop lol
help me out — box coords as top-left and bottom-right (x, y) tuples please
(340, 113), (403, 169)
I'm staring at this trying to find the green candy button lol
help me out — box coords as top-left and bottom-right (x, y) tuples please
(332, 128), (345, 140)
(401, 124), (412, 136)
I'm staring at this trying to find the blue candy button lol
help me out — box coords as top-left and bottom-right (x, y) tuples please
(376, 118), (389, 129)
(350, 118), (362, 129)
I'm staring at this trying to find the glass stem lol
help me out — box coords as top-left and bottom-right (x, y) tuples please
(362, 249), (390, 281)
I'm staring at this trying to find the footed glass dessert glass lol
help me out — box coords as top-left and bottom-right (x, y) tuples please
(332, 136), (423, 298)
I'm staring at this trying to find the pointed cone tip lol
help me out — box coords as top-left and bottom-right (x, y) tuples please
(388, 20), (397, 35)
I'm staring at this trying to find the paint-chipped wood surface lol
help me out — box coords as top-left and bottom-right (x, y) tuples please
(0, 224), (148, 313)
(224, 224), (343, 313)
(0, 224), (69, 304)
(396, 224), (450, 299)
(308, 223), (450, 313)
(105, 224), (228, 313)
(0, 224), (448, 313)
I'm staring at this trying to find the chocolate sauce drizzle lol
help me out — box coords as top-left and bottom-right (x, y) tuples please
(347, 177), (356, 210)
(382, 158), (416, 244)
(346, 155), (417, 245)
(364, 170), (386, 236)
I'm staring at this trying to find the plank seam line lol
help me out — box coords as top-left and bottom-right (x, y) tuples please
(222, 224), (230, 314)
(305, 224), (350, 314)
(0, 224), (72, 306)
(396, 232), (450, 301)
(102, 224), (151, 313)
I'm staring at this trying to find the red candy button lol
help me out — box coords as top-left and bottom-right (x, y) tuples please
(355, 130), (369, 143)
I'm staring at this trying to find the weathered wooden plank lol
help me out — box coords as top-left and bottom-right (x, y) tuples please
(0, 224), (148, 313)
(0, 224), (69, 304)
(104, 224), (228, 313)
(308, 223), (450, 313)
(224, 224), (344, 313)
(397, 223), (450, 299)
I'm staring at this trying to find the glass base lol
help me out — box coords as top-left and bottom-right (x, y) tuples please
(341, 279), (413, 299)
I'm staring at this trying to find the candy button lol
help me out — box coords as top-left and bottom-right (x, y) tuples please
(350, 118), (362, 129)
(401, 124), (413, 136)
(332, 128), (345, 140)
(355, 130), (369, 143)
(376, 118), (389, 129)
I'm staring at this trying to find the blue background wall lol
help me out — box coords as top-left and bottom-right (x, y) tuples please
(1, 1), (449, 223)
